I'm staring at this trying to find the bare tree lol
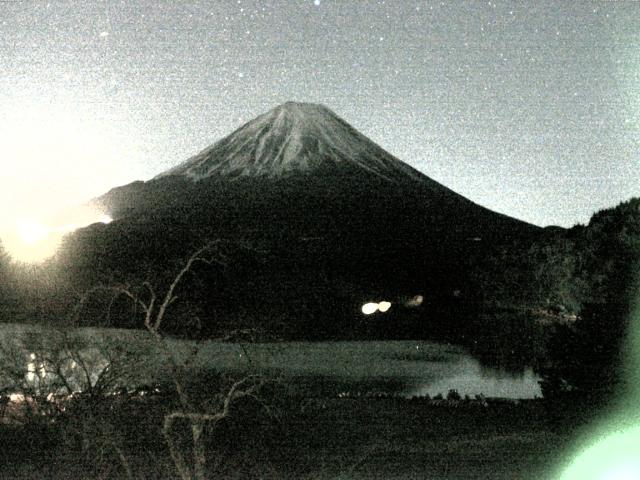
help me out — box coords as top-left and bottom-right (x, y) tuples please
(80, 241), (268, 480)
(0, 241), (271, 479)
(0, 325), (152, 479)
(0, 327), (147, 415)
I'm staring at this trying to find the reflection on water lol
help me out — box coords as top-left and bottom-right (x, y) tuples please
(189, 340), (542, 399)
(24, 348), (110, 394)
(404, 356), (541, 399)
(0, 323), (542, 400)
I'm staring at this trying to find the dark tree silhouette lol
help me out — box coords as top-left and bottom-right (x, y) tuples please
(538, 199), (640, 424)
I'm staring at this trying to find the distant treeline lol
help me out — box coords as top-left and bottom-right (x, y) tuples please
(467, 197), (640, 315)
(1, 198), (639, 393)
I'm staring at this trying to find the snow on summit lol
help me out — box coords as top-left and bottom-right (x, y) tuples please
(158, 102), (425, 183)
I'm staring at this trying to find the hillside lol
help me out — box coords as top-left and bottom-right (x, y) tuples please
(4, 104), (635, 347)
(469, 197), (640, 314)
(42, 102), (538, 337)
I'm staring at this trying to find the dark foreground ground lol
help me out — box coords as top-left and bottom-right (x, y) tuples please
(0, 394), (572, 480)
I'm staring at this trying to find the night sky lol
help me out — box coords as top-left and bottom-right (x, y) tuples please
(2, 0), (639, 227)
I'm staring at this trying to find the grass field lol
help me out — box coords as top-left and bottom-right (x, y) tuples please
(0, 395), (570, 479)
(0, 322), (565, 478)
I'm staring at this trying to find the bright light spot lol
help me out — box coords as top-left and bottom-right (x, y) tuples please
(378, 301), (392, 313)
(3, 221), (62, 263)
(1, 206), (112, 263)
(16, 220), (48, 245)
(405, 295), (424, 307)
(314, 0), (321, 5)
(361, 303), (379, 315)
(362, 301), (392, 314)
(559, 426), (640, 480)
(99, 31), (109, 37)
(27, 359), (36, 382)
(0, 92), (143, 255)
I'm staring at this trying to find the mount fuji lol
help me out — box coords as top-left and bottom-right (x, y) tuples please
(64, 102), (540, 337)
(158, 101), (427, 183)
(93, 101), (532, 234)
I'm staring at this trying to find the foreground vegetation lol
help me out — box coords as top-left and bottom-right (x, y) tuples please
(0, 386), (569, 479)
(0, 198), (638, 478)
(0, 320), (595, 479)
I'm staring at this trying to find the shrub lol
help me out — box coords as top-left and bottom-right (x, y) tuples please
(446, 389), (461, 401)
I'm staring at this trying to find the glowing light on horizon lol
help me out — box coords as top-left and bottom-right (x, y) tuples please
(16, 220), (49, 245)
(361, 303), (378, 315)
(1, 207), (113, 263)
(0, 95), (142, 247)
(361, 301), (392, 315)
(378, 301), (392, 312)
(405, 295), (424, 307)
(3, 219), (63, 263)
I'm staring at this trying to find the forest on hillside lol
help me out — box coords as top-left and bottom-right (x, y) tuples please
(0, 197), (637, 478)
(467, 197), (640, 315)
(0, 197), (638, 382)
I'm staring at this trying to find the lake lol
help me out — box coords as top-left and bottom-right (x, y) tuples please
(0, 324), (542, 399)
(183, 340), (542, 399)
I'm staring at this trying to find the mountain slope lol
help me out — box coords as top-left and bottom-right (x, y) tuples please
(65, 101), (542, 337)
(95, 101), (535, 239)
(157, 101), (428, 184)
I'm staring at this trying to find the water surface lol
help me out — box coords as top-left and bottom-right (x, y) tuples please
(0, 324), (541, 398)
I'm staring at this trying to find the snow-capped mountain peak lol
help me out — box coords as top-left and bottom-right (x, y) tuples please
(157, 102), (425, 182)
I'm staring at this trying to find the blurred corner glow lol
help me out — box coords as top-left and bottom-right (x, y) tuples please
(558, 289), (640, 480)
(558, 426), (640, 480)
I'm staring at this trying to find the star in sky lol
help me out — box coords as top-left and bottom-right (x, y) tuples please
(1, 0), (639, 227)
